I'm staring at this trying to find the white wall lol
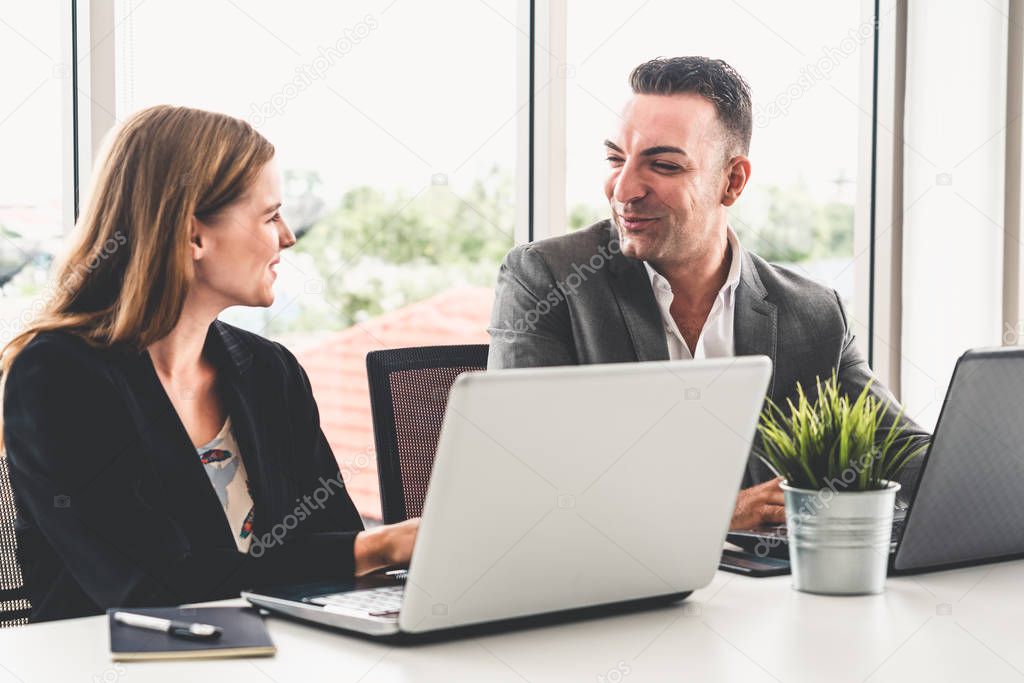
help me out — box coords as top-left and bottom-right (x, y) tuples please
(901, 0), (1009, 429)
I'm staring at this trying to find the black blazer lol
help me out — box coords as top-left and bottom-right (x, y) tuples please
(3, 321), (364, 622)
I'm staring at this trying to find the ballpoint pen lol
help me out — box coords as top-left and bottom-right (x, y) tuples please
(112, 611), (223, 640)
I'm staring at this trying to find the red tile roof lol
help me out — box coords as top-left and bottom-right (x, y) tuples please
(293, 287), (494, 521)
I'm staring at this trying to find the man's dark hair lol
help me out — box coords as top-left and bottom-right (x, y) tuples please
(629, 56), (752, 159)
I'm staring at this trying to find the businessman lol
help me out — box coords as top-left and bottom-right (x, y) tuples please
(487, 56), (930, 530)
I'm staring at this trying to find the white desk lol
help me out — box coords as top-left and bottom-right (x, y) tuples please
(1, 562), (1022, 683)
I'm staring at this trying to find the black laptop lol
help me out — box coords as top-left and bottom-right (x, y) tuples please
(726, 346), (1024, 574)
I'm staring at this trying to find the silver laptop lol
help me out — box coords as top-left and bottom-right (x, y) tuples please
(243, 356), (772, 638)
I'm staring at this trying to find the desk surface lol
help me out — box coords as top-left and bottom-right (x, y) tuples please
(1, 562), (1022, 683)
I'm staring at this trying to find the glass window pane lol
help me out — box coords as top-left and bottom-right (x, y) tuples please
(0, 5), (65, 344)
(116, 0), (519, 520)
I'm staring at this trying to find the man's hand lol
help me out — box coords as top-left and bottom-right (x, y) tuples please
(730, 477), (786, 530)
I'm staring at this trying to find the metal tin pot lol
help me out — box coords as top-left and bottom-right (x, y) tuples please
(780, 479), (900, 595)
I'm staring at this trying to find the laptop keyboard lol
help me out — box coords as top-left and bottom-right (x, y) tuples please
(307, 585), (405, 617)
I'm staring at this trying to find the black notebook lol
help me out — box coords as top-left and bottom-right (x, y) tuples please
(107, 606), (276, 661)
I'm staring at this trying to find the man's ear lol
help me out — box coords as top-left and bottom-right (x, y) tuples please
(721, 155), (751, 207)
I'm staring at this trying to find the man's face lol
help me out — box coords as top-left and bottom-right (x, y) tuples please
(603, 93), (737, 267)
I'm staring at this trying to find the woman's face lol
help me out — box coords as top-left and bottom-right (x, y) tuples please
(192, 158), (295, 309)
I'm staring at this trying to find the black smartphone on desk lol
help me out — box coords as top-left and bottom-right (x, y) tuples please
(719, 548), (790, 577)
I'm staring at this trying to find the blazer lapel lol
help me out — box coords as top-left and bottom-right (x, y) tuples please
(120, 322), (281, 551)
(606, 226), (670, 362)
(603, 221), (778, 389)
(734, 248), (778, 398)
(206, 322), (287, 539)
(125, 350), (236, 549)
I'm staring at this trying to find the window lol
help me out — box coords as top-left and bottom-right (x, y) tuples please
(6, 1), (929, 518)
(115, 0), (519, 520)
(0, 4), (66, 344)
(564, 0), (869, 312)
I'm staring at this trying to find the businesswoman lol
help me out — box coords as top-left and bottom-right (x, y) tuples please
(1, 105), (417, 622)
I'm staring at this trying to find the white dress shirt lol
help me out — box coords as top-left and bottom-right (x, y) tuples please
(643, 226), (743, 360)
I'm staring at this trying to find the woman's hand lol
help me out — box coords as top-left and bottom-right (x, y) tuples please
(353, 517), (420, 576)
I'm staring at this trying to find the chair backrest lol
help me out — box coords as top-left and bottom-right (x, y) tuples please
(366, 345), (489, 524)
(0, 454), (30, 626)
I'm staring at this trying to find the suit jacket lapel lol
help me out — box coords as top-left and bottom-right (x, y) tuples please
(603, 222), (779, 389)
(206, 322), (287, 538)
(606, 226), (670, 362)
(122, 322), (279, 551)
(733, 248), (778, 398)
(126, 349), (236, 549)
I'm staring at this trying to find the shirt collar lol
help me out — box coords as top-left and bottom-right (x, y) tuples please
(643, 225), (743, 297)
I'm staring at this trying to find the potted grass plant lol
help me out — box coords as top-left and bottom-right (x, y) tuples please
(756, 372), (927, 595)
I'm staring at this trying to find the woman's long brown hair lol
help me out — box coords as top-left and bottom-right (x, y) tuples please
(0, 105), (274, 439)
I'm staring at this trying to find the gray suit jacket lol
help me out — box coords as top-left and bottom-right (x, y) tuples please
(487, 220), (930, 498)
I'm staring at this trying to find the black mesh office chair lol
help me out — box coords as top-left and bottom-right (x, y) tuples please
(0, 454), (30, 626)
(366, 345), (489, 524)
